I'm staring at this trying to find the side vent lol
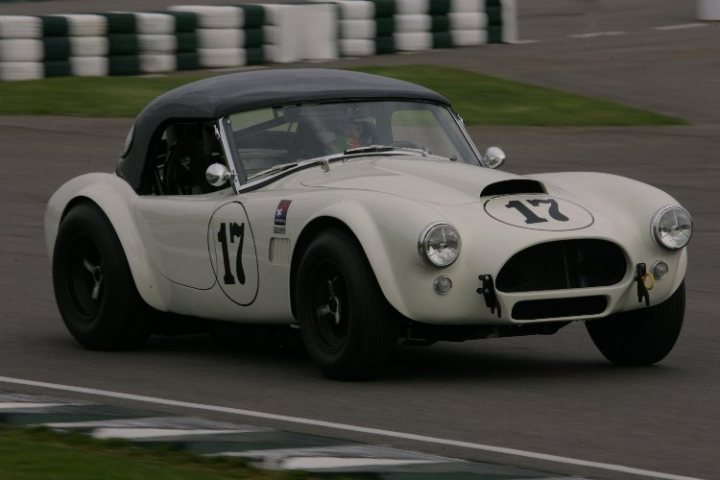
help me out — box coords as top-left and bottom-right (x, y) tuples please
(480, 179), (546, 197)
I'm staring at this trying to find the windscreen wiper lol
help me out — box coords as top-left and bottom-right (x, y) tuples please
(246, 162), (298, 181)
(344, 145), (403, 155)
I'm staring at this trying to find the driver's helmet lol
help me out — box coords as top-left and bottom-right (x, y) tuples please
(307, 103), (374, 151)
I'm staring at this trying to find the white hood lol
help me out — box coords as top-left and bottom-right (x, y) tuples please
(300, 156), (527, 205)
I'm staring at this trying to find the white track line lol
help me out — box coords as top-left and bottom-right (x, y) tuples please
(569, 31), (627, 39)
(653, 23), (708, 31)
(0, 375), (705, 480)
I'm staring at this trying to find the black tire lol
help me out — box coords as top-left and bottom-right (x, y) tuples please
(296, 229), (398, 380)
(53, 202), (153, 350)
(586, 282), (685, 365)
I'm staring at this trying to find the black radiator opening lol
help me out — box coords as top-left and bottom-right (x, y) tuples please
(512, 296), (608, 320)
(497, 240), (627, 293)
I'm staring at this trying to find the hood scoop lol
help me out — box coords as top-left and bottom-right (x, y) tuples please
(480, 179), (546, 197)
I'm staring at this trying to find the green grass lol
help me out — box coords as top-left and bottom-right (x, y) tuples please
(0, 65), (684, 126)
(0, 425), (343, 480)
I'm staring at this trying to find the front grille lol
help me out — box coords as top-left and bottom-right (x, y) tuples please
(512, 296), (607, 320)
(496, 240), (626, 293)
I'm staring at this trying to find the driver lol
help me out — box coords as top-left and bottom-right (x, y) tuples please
(334, 117), (371, 151)
(306, 103), (376, 154)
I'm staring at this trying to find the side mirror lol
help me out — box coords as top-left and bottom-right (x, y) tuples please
(481, 146), (506, 169)
(205, 163), (233, 187)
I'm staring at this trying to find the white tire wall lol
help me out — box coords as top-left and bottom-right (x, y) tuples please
(0, 0), (514, 80)
(168, 6), (243, 29)
(140, 53), (176, 73)
(70, 56), (109, 76)
(135, 13), (175, 35)
(198, 47), (245, 68)
(138, 34), (176, 53)
(0, 61), (43, 81)
(70, 37), (109, 57)
(394, 31), (432, 51)
(0, 16), (42, 38)
(340, 19), (375, 40)
(0, 39), (43, 61)
(340, 38), (375, 56)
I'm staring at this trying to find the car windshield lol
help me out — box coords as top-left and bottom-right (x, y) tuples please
(225, 100), (480, 180)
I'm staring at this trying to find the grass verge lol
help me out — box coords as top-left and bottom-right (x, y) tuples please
(0, 424), (347, 480)
(0, 65), (684, 126)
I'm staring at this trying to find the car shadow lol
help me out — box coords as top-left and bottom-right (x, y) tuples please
(136, 327), (679, 384)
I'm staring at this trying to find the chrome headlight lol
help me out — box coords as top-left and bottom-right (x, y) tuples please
(418, 223), (461, 267)
(651, 205), (693, 250)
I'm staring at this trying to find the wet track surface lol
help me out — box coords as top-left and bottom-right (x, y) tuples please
(1, 1), (719, 479)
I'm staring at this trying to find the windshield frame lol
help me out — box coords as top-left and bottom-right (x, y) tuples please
(219, 99), (482, 193)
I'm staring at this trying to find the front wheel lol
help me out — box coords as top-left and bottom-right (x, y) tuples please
(296, 229), (398, 380)
(53, 202), (153, 350)
(586, 282), (685, 365)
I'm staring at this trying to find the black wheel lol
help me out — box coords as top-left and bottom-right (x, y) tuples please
(586, 282), (685, 365)
(53, 202), (153, 350)
(296, 229), (398, 380)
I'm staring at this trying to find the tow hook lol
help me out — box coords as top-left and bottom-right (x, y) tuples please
(635, 263), (653, 307)
(477, 274), (501, 318)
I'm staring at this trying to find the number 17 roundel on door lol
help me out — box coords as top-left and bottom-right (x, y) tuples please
(208, 202), (259, 306)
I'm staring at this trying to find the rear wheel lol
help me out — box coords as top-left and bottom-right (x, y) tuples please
(586, 282), (685, 365)
(53, 202), (153, 350)
(296, 229), (397, 380)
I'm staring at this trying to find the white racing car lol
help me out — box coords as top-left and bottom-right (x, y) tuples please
(45, 69), (692, 379)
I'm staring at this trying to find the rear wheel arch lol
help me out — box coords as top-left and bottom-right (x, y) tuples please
(53, 201), (155, 350)
(55, 190), (169, 312)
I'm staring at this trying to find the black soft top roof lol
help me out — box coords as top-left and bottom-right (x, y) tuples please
(117, 68), (451, 191)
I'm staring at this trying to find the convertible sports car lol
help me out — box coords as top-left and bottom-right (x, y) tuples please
(45, 69), (692, 379)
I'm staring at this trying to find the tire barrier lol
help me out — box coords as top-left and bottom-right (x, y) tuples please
(0, 0), (516, 81)
(698, 0), (720, 20)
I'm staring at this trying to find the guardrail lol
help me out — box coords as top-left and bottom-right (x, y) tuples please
(0, 0), (517, 81)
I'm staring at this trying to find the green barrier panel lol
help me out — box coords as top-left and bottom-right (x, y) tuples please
(41, 16), (68, 37)
(175, 32), (198, 53)
(485, 6), (503, 26)
(44, 59), (72, 77)
(485, 0), (502, 7)
(370, 0), (395, 19)
(431, 15), (450, 33)
(245, 46), (264, 65)
(103, 13), (136, 34)
(375, 17), (394, 38)
(109, 55), (140, 75)
(239, 4), (265, 29)
(42, 36), (71, 61)
(244, 27), (263, 48)
(432, 31), (453, 49)
(176, 51), (199, 70)
(429, 0), (451, 15)
(166, 11), (198, 33)
(375, 35), (395, 54)
(488, 24), (503, 43)
(108, 33), (139, 56)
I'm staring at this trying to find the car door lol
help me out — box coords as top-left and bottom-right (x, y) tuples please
(133, 120), (237, 291)
(135, 194), (223, 290)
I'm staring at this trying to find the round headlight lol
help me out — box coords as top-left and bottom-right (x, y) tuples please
(651, 205), (693, 250)
(418, 223), (461, 267)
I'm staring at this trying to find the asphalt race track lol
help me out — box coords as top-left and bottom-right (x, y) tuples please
(0, 1), (718, 480)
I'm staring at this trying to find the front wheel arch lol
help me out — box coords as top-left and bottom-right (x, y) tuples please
(290, 216), (366, 319)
